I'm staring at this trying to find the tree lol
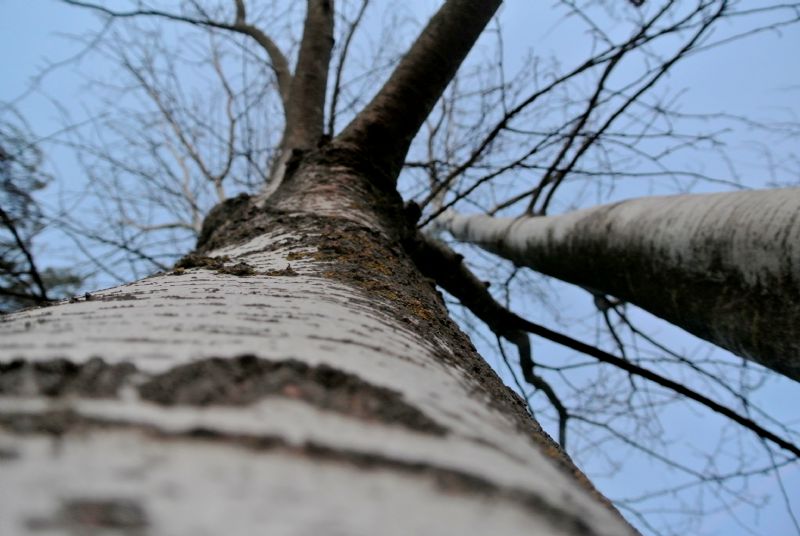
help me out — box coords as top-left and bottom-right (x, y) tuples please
(438, 188), (800, 381)
(1, 0), (799, 534)
(0, 108), (82, 313)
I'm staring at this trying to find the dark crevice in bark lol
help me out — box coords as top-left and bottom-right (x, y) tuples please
(0, 445), (20, 461)
(0, 415), (619, 536)
(0, 358), (136, 398)
(197, 192), (254, 249)
(171, 253), (256, 276)
(25, 498), (149, 533)
(139, 355), (447, 435)
(0, 356), (444, 435)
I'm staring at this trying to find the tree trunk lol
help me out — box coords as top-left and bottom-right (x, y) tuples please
(0, 156), (636, 535)
(440, 189), (800, 381)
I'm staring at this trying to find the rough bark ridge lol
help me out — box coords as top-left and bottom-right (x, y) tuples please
(0, 152), (637, 534)
(440, 189), (800, 381)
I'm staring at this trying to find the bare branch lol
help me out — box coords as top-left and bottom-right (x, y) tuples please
(61, 0), (293, 108)
(514, 334), (571, 449)
(327, 0), (370, 136)
(0, 205), (49, 302)
(534, 1), (727, 214)
(209, 40), (236, 199)
(283, 0), (335, 151)
(233, 0), (246, 23)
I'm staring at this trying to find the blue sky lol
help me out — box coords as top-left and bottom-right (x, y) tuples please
(2, 1), (799, 534)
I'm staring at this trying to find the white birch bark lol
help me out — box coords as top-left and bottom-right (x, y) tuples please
(440, 188), (800, 381)
(0, 182), (635, 534)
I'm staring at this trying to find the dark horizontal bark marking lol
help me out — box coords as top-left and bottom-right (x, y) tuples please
(0, 412), (608, 536)
(0, 445), (20, 461)
(0, 355), (445, 435)
(94, 292), (140, 302)
(139, 355), (446, 435)
(26, 498), (149, 533)
(0, 358), (136, 398)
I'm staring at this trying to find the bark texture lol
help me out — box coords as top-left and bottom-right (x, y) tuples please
(0, 156), (636, 535)
(441, 189), (800, 381)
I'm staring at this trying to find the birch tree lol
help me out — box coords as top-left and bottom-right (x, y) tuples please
(0, 1), (638, 534)
(2, 1), (800, 534)
(438, 188), (800, 381)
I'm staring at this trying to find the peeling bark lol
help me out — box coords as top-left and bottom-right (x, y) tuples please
(440, 189), (800, 381)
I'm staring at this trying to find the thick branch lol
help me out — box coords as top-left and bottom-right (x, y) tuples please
(335, 0), (502, 183)
(283, 0), (335, 151)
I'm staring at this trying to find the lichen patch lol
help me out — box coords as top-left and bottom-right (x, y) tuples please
(172, 253), (256, 277)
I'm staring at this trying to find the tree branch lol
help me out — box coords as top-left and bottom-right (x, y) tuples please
(336, 0), (502, 184)
(505, 330), (570, 448)
(533, 1), (726, 214)
(283, 0), (335, 152)
(404, 231), (800, 459)
(327, 0), (369, 136)
(0, 205), (49, 302)
(61, 0), (292, 109)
